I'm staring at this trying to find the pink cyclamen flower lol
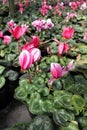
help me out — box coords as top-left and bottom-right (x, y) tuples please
(3, 35), (11, 45)
(69, 2), (78, 10)
(50, 63), (62, 79)
(40, 1), (52, 16)
(58, 43), (69, 56)
(31, 48), (41, 63)
(62, 27), (74, 39)
(44, 19), (54, 29)
(49, 61), (74, 84)
(32, 19), (46, 31)
(0, 31), (3, 38)
(11, 24), (28, 39)
(19, 50), (32, 70)
(83, 29), (87, 40)
(30, 36), (40, 48)
(7, 19), (16, 27)
(49, 63), (62, 85)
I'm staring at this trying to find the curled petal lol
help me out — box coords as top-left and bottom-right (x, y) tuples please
(49, 77), (55, 85)
(50, 63), (62, 78)
(67, 60), (74, 71)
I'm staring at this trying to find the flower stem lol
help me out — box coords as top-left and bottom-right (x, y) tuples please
(49, 85), (52, 92)
(28, 69), (31, 84)
(34, 63), (37, 78)
(18, 39), (21, 54)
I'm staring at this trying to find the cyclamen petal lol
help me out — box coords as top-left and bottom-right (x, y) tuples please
(50, 63), (62, 78)
(19, 50), (32, 70)
(62, 27), (74, 39)
(67, 60), (74, 71)
(31, 48), (41, 63)
(58, 43), (64, 55)
(3, 35), (11, 45)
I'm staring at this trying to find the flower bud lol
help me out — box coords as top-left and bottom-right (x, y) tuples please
(19, 50), (32, 70)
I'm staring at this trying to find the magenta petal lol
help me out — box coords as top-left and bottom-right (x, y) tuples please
(67, 60), (74, 71)
(58, 43), (64, 55)
(50, 63), (62, 78)
(19, 50), (32, 70)
(49, 77), (55, 85)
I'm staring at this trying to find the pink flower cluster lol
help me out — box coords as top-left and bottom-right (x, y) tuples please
(66, 12), (77, 22)
(19, 36), (41, 70)
(69, 1), (81, 11)
(40, 1), (52, 16)
(49, 60), (74, 85)
(80, 2), (87, 10)
(32, 19), (54, 31)
(55, 2), (65, 16)
(7, 20), (28, 39)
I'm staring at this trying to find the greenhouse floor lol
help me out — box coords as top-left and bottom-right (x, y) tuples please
(0, 99), (32, 130)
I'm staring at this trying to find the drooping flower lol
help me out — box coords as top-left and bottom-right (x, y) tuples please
(58, 42), (69, 56)
(62, 27), (74, 39)
(3, 35), (11, 45)
(19, 50), (32, 70)
(31, 48), (41, 63)
(50, 63), (62, 79)
(49, 61), (74, 85)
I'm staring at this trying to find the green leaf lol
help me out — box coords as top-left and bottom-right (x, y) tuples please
(29, 93), (43, 115)
(52, 79), (62, 90)
(19, 78), (29, 87)
(14, 86), (28, 101)
(0, 65), (5, 75)
(0, 76), (5, 89)
(38, 87), (49, 96)
(53, 90), (72, 109)
(5, 70), (18, 81)
(27, 115), (54, 130)
(60, 121), (79, 130)
(71, 95), (85, 112)
(53, 109), (74, 127)
(77, 117), (87, 129)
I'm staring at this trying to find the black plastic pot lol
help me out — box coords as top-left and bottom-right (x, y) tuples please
(0, 83), (13, 110)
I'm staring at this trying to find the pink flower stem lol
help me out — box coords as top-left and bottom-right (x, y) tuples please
(28, 69), (31, 84)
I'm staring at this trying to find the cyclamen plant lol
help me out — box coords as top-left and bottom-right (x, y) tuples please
(1, 0), (87, 130)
